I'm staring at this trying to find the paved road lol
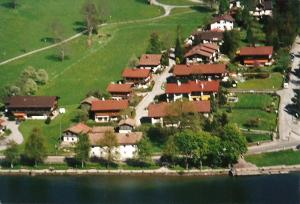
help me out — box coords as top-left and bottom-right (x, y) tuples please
(0, 118), (24, 151)
(135, 59), (175, 126)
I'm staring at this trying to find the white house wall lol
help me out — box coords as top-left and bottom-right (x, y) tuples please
(90, 145), (138, 161)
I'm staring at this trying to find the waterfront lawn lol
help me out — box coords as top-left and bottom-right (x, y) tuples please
(223, 94), (279, 131)
(244, 133), (272, 143)
(237, 73), (283, 90)
(245, 150), (300, 167)
(158, 0), (200, 6)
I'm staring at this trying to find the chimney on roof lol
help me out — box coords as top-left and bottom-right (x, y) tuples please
(102, 97), (105, 101)
(196, 79), (199, 84)
(118, 81), (122, 84)
(201, 83), (204, 89)
(177, 80), (181, 86)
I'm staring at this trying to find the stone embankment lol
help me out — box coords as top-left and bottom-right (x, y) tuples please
(231, 165), (300, 176)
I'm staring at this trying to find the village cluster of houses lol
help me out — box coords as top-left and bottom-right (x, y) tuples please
(1, 0), (276, 161)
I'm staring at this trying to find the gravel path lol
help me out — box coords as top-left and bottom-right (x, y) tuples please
(0, 118), (24, 151)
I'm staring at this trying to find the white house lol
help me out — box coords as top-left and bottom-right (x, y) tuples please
(250, 0), (272, 18)
(118, 118), (136, 133)
(210, 14), (235, 31)
(62, 123), (92, 144)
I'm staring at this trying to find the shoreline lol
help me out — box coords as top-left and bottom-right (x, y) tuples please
(1, 164), (300, 177)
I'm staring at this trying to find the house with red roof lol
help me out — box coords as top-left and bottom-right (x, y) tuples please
(173, 64), (227, 80)
(185, 43), (220, 64)
(138, 54), (162, 73)
(210, 14), (235, 31)
(122, 68), (152, 87)
(91, 99), (129, 123)
(165, 80), (220, 102)
(238, 46), (274, 66)
(192, 31), (224, 45)
(148, 101), (211, 125)
(107, 83), (133, 99)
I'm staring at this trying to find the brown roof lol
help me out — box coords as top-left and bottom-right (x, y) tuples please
(194, 31), (224, 42)
(89, 132), (143, 145)
(107, 83), (132, 93)
(6, 96), (58, 109)
(139, 54), (162, 66)
(166, 80), (220, 94)
(65, 123), (91, 135)
(211, 14), (235, 23)
(185, 43), (219, 58)
(148, 101), (211, 118)
(118, 118), (136, 127)
(80, 96), (99, 105)
(92, 126), (115, 133)
(239, 46), (273, 56)
(173, 64), (226, 76)
(122, 68), (151, 79)
(91, 100), (129, 112)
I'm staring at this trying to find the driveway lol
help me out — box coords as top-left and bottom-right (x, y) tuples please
(0, 117), (24, 151)
(135, 59), (175, 125)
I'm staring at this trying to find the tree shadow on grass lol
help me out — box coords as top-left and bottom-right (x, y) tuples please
(40, 37), (57, 44)
(1, 2), (16, 9)
(134, 0), (148, 5)
(73, 21), (87, 33)
(46, 54), (70, 62)
(190, 5), (214, 13)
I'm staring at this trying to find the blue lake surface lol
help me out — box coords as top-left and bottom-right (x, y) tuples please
(1, 173), (300, 203)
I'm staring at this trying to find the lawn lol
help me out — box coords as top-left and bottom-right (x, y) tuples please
(245, 150), (300, 167)
(158, 0), (200, 6)
(244, 133), (272, 143)
(0, 0), (164, 61)
(237, 73), (283, 90)
(223, 93), (279, 131)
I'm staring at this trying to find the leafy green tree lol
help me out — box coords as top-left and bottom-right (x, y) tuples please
(174, 25), (184, 64)
(75, 134), (90, 168)
(137, 137), (152, 163)
(74, 109), (89, 123)
(246, 27), (256, 46)
(162, 136), (178, 166)
(221, 30), (241, 59)
(24, 128), (47, 166)
(146, 32), (163, 54)
(98, 131), (119, 168)
(36, 69), (49, 85)
(218, 0), (229, 14)
(128, 54), (139, 67)
(220, 124), (247, 165)
(161, 51), (169, 66)
(4, 141), (19, 168)
(22, 79), (38, 95)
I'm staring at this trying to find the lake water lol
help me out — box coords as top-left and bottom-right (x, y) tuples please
(1, 173), (300, 203)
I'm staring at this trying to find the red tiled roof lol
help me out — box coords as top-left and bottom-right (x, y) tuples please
(173, 64), (226, 76)
(107, 83), (132, 93)
(211, 14), (235, 23)
(239, 46), (273, 56)
(185, 43), (219, 58)
(6, 96), (58, 109)
(148, 101), (211, 118)
(65, 123), (91, 135)
(139, 54), (162, 66)
(193, 31), (224, 41)
(91, 100), (129, 112)
(122, 68), (151, 79)
(166, 80), (220, 94)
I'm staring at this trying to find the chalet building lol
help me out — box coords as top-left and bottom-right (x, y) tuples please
(0, 119), (6, 135)
(250, 0), (272, 17)
(238, 46), (274, 66)
(91, 99), (129, 123)
(173, 64), (227, 80)
(62, 122), (142, 161)
(165, 80), (220, 102)
(148, 101), (211, 126)
(138, 54), (162, 73)
(185, 43), (220, 64)
(117, 118), (136, 133)
(107, 83), (133, 100)
(122, 68), (152, 87)
(192, 31), (224, 45)
(210, 14), (235, 31)
(5, 96), (59, 120)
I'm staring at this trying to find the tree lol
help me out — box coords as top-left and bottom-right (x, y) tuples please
(291, 89), (300, 118)
(22, 78), (38, 95)
(137, 137), (152, 163)
(246, 27), (256, 46)
(74, 134), (90, 168)
(24, 128), (47, 166)
(19, 66), (37, 83)
(146, 32), (163, 54)
(221, 30), (241, 59)
(82, 0), (107, 47)
(51, 21), (68, 61)
(219, 124), (247, 165)
(127, 54), (139, 67)
(174, 25), (184, 64)
(98, 131), (119, 168)
(162, 136), (178, 167)
(74, 109), (89, 123)
(161, 51), (169, 66)
(218, 0), (229, 14)
(4, 141), (19, 168)
(36, 69), (49, 85)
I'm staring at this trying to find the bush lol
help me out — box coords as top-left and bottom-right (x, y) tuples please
(4, 129), (12, 136)
(45, 117), (51, 125)
(245, 118), (260, 128)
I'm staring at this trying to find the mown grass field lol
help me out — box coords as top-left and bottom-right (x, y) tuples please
(0, 2), (212, 153)
(237, 73), (283, 90)
(244, 133), (272, 143)
(223, 93), (279, 131)
(158, 0), (200, 5)
(246, 150), (300, 167)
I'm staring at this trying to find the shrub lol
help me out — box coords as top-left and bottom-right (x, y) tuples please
(245, 118), (260, 128)
(45, 117), (51, 125)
